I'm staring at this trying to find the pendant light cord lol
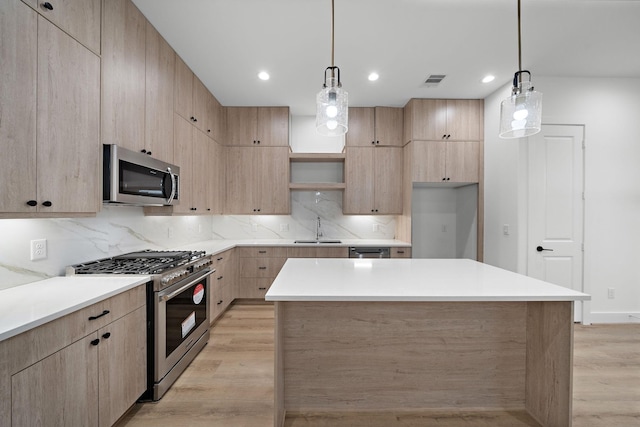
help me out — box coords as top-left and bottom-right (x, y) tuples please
(330, 0), (335, 75)
(517, 0), (522, 72)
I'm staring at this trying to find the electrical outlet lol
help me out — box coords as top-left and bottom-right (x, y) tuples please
(607, 288), (615, 299)
(280, 223), (289, 232)
(503, 224), (510, 235)
(168, 227), (174, 238)
(373, 223), (379, 232)
(30, 239), (47, 261)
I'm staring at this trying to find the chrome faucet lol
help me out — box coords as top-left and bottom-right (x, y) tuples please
(316, 216), (323, 241)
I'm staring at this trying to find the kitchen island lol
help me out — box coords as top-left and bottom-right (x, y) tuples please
(266, 258), (590, 427)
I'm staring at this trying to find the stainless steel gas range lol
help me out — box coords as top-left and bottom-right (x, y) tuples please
(67, 250), (213, 400)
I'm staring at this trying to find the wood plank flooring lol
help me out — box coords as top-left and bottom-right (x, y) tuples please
(115, 304), (640, 427)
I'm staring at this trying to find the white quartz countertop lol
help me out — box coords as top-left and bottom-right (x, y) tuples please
(0, 276), (150, 342)
(175, 239), (411, 256)
(265, 258), (591, 302)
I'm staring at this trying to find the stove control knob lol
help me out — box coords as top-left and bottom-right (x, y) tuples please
(161, 276), (170, 285)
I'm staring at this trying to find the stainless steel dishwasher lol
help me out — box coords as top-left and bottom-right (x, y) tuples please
(348, 247), (390, 258)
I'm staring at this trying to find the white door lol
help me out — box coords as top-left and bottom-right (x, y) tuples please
(527, 125), (585, 322)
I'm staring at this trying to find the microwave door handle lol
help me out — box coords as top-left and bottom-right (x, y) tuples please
(167, 167), (176, 204)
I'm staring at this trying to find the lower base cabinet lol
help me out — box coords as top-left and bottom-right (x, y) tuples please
(3, 285), (146, 427)
(210, 249), (238, 322)
(237, 247), (287, 299)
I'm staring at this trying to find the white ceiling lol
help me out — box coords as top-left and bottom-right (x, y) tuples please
(132, 0), (640, 116)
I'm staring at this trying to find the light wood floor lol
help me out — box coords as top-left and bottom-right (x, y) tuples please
(115, 304), (640, 427)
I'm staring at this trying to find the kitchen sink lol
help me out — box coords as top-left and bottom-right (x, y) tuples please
(294, 240), (342, 244)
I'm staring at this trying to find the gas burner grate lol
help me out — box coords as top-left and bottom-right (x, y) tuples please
(70, 250), (207, 275)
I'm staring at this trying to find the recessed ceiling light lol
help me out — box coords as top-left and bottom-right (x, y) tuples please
(258, 71), (270, 81)
(368, 72), (379, 82)
(482, 75), (495, 83)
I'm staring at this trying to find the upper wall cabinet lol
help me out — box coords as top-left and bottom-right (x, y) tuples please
(1, 1), (100, 216)
(346, 107), (404, 147)
(404, 99), (483, 143)
(21, 0), (101, 54)
(144, 22), (175, 163)
(226, 107), (290, 146)
(174, 57), (224, 140)
(102, 0), (146, 152)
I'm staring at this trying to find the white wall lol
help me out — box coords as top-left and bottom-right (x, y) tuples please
(484, 77), (640, 323)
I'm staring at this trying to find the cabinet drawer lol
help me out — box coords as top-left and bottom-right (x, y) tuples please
(211, 249), (233, 268)
(238, 278), (273, 299)
(3, 284), (146, 376)
(239, 257), (286, 278)
(391, 247), (412, 258)
(238, 246), (287, 258)
(316, 247), (349, 258)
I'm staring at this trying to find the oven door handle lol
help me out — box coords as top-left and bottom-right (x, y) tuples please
(158, 269), (214, 302)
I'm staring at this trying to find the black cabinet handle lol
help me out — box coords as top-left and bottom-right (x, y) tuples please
(217, 300), (223, 305)
(217, 257), (223, 261)
(88, 309), (110, 321)
(371, 141), (375, 145)
(258, 287), (267, 290)
(217, 276), (223, 280)
(147, 151), (152, 156)
(42, 2), (53, 10)
(102, 332), (111, 339)
(190, 116), (197, 122)
(26, 200), (37, 207)
(256, 140), (261, 144)
(208, 129), (211, 133)
(141, 149), (147, 154)
(258, 250), (266, 254)
(536, 246), (554, 252)
(446, 177), (450, 181)
(190, 207), (197, 211)
(42, 201), (52, 207)
(91, 338), (100, 346)
(397, 250), (405, 254)
(376, 140), (380, 144)
(258, 266), (267, 270)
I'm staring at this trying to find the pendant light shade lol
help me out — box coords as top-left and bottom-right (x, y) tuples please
(316, 68), (348, 136)
(316, 0), (348, 136)
(499, 71), (542, 138)
(499, 0), (542, 139)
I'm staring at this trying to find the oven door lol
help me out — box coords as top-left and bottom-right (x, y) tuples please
(155, 268), (212, 381)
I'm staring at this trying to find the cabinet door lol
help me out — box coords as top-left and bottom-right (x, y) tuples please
(374, 147), (403, 214)
(225, 147), (257, 213)
(344, 147), (375, 214)
(346, 107), (375, 147)
(374, 107), (404, 146)
(208, 94), (224, 141)
(446, 141), (480, 183)
(256, 147), (290, 214)
(208, 139), (224, 214)
(174, 55), (194, 122)
(192, 129), (210, 213)
(226, 107), (257, 146)
(37, 16), (100, 213)
(12, 333), (99, 427)
(257, 107), (289, 146)
(98, 306), (146, 427)
(102, 0), (146, 151)
(408, 99), (447, 141)
(0, 0), (37, 213)
(173, 115), (195, 213)
(145, 22), (174, 163)
(446, 100), (483, 142)
(192, 76), (209, 133)
(411, 140), (447, 182)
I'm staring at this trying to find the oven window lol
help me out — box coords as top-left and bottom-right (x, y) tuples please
(165, 279), (207, 357)
(119, 160), (168, 198)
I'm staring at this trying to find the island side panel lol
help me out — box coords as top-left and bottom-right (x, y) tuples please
(280, 301), (527, 412)
(274, 302), (285, 427)
(525, 301), (574, 427)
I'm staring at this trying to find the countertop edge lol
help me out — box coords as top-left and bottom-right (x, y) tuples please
(0, 276), (150, 342)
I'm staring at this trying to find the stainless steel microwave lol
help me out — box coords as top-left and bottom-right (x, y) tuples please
(103, 144), (180, 206)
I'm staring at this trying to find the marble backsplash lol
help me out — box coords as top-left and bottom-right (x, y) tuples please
(0, 191), (396, 290)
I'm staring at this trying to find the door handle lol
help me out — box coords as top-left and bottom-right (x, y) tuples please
(536, 246), (554, 252)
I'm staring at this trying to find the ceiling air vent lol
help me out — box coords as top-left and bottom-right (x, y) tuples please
(423, 74), (446, 87)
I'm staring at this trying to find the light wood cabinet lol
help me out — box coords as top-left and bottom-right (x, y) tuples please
(1, 1), (100, 216)
(404, 99), (483, 143)
(3, 285), (146, 427)
(175, 57), (224, 138)
(226, 107), (289, 146)
(346, 107), (404, 147)
(411, 140), (480, 183)
(101, 0), (146, 152)
(210, 249), (238, 321)
(144, 22), (175, 163)
(343, 146), (403, 214)
(225, 146), (290, 214)
(21, 0), (101, 54)
(286, 246), (348, 258)
(237, 247), (287, 298)
(207, 138), (225, 215)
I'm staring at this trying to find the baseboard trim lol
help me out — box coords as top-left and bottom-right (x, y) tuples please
(588, 312), (640, 324)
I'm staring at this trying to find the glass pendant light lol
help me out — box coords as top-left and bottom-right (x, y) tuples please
(316, 0), (348, 136)
(499, 0), (542, 139)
